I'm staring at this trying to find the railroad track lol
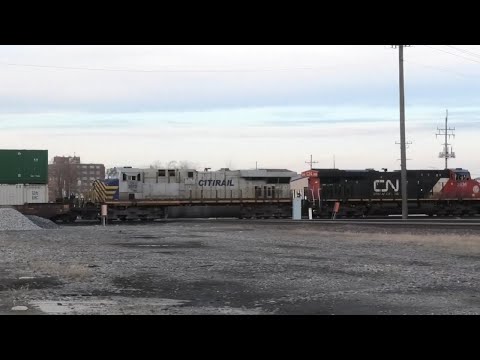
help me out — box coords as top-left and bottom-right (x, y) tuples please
(59, 216), (480, 228)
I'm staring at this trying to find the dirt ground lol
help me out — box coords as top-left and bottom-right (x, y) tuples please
(1, 220), (479, 315)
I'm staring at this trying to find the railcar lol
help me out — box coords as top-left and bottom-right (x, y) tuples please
(298, 168), (480, 217)
(78, 167), (297, 221)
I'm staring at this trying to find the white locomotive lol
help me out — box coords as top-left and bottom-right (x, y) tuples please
(91, 167), (297, 220)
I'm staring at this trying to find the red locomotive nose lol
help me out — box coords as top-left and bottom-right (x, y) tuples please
(473, 180), (480, 195)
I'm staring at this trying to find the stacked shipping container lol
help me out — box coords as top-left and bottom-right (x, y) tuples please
(0, 150), (49, 205)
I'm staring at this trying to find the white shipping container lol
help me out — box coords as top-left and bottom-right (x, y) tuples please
(24, 185), (48, 204)
(0, 184), (48, 205)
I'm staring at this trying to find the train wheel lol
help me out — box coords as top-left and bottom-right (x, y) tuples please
(60, 215), (72, 223)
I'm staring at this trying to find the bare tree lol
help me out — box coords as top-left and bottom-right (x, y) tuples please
(149, 160), (198, 170)
(166, 160), (178, 169)
(178, 160), (197, 169)
(106, 167), (119, 179)
(149, 160), (163, 169)
(49, 161), (78, 200)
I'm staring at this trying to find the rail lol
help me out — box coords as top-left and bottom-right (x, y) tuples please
(103, 198), (293, 206)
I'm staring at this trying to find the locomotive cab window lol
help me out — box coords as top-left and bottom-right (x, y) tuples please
(455, 172), (470, 181)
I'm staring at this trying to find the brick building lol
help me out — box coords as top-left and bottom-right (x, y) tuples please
(48, 156), (105, 201)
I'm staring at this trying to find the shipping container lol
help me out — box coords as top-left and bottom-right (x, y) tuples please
(0, 149), (48, 184)
(0, 184), (48, 205)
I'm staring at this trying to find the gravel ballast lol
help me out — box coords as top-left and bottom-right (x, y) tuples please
(25, 215), (59, 229)
(0, 208), (41, 231)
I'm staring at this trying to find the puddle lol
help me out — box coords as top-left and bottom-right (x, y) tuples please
(131, 235), (164, 239)
(30, 298), (189, 314)
(0, 277), (62, 291)
(114, 241), (204, 249)
(190, 306), (267, 315)
(30, 299), (117, 314)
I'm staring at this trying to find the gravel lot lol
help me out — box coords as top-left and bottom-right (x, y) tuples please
(1, 220), (479, 315)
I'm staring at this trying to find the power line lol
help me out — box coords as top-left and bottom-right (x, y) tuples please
(4, 45), (480, 74)
(404, 59), (480, 79)
(445, 45), (480, 60)
(423, 45), (480, 65)
(0, 61), (337, 74)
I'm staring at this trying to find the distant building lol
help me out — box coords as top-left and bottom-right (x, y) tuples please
(53, 155), (81, 165)
(48, 156), (105, 201)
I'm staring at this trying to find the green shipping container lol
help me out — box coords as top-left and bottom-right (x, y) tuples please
(0, 149), (48, 184)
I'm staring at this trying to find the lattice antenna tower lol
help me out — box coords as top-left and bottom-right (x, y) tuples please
(436, 109), (455, 169)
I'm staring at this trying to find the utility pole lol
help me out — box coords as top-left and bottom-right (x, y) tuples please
(392, 45), (410, 220)
(333, 155), (336, 169)
(395, 140), (412, 161)
(305, 155), (318, 170)
(436, 109), (455, 169)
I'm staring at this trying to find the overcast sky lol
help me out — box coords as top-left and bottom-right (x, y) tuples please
(1, 45), (480, 176)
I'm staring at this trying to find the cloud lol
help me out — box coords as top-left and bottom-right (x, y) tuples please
(6, 45), (480, 112)
(0, 46), (479, 175)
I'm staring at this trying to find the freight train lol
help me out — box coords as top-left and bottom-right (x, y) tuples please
(69, 167), (297, 221)
(297, 167), (480, 217)
(4, 147), (479, 221)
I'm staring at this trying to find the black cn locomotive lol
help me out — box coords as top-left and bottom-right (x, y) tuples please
(298, 168), (480, 217)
